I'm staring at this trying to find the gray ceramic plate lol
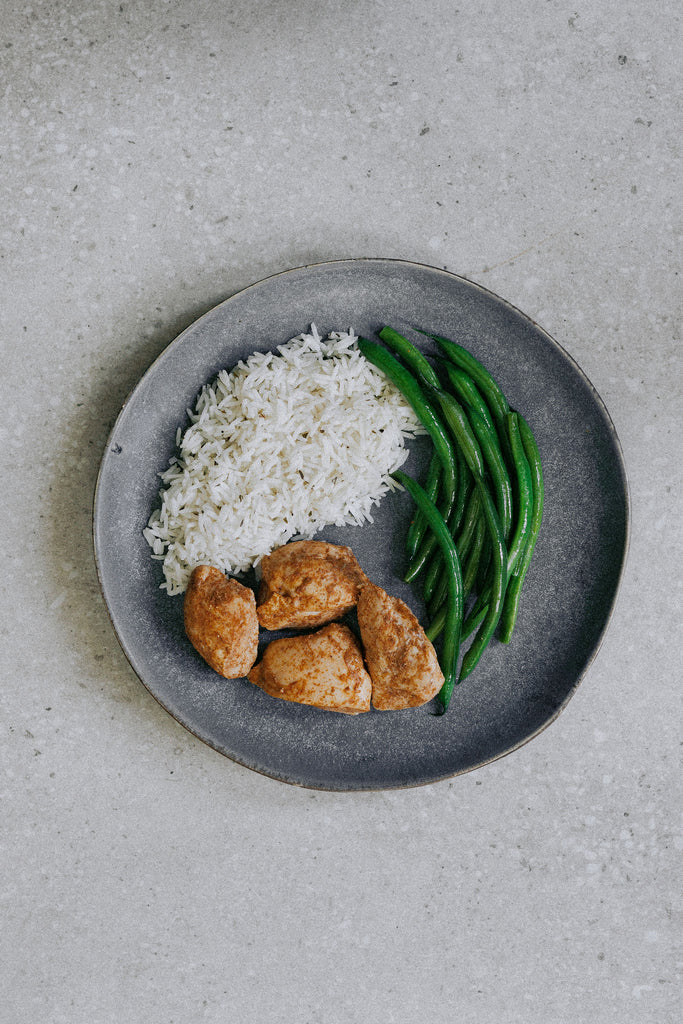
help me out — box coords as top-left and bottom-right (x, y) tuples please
(93, 258), (629, 790)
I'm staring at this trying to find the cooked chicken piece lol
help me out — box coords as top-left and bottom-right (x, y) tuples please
(357, 582), (444, 710)
(184, 565), (259, 678)
(248, 622), (371, 715)
(256, 540), (368, 630)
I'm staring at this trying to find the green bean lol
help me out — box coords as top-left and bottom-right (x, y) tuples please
(426, 536), (487, 644)
(418, 330), (510, 425)
(458, 415), (541, 650)
(404, 535), (437, 584)
(427, 485), (482, 613)
(467, 405), (514, 541)
(392, 470), (463, 712)
(443, 359), (516, 504)
(456, 573), (493, 645)
(499, 413), (544, 643)
(420, 381), (487, 481)
(372, 330), (543, 690)
(378, 326), (440, 386)
(405, 451), (440, 559)
(461, 515), (487, 600)
(421, 459), (476, 598)
(425, 603), (446, 642)
(453, 483), (483, 560)
(417, 382), (503, 670)
(360, 331), (462, 577)
(405, 436), (471, 586)
(420, 456), (472, 605)
(449, 447), (473, 538)
(475, 535), (492, 593)
(404, 453), (460, 583)
(441, 526), (493, 646)
(374, 335), (488, 594)
(458, 480), (508, 682)
(377, 328), (443, 561)
(456, 412), (533, 631)
(431, 505), (486, 619)
(460, 600), (488, 642)
(432, 487), (481, 598)
(464, 578), (488, 625)
(423, 546), (446, 608)
(425, 572), (449, 624)
(428, 592), (488, 645)
(357, 338), (458, 499)
(504, 412), (534, 574)
(419, 451), (472, 592)
(439, 344), (515, 483)
(441, 361), (496, 436)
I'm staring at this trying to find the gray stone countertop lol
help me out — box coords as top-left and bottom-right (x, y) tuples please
(2, 2), (680, 1022)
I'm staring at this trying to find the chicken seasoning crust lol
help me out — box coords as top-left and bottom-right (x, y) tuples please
(357, 582), (444, 710)
(256, 540), (368, 630)
(248, 623), (372, 715)
(183, 541), (442, 714)
(184, 565), (259, 679)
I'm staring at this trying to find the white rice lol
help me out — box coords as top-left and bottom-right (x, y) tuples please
(143, 325), (424, 595)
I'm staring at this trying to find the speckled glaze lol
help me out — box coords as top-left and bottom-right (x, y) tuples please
(93, 259), (629, 790)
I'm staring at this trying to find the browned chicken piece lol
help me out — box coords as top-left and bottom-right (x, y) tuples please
(357, 582), (444, 710)
(256, 540), (369, 630)
(184, 565), (259, 679)
(248, 622), (372, 715)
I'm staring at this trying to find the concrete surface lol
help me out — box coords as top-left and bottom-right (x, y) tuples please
(2, 2), (680, 1021)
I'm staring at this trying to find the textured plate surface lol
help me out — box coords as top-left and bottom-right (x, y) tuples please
(93, 259), (629, 790)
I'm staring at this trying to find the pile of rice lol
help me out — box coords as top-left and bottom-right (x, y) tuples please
(143, 325), (424, 595)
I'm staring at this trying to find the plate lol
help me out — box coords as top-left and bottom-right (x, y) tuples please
(93, 258), (629, 790)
